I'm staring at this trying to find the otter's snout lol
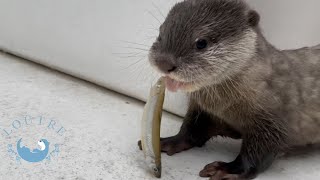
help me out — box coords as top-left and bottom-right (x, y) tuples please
(154, 55), (177, 74)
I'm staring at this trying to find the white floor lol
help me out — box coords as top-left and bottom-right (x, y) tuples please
(0, 52), (320, 180)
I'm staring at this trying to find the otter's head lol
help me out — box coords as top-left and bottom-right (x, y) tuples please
(149, 0), (260, 92)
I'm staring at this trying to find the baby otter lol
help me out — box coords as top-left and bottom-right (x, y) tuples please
(147, 0), (320, 179)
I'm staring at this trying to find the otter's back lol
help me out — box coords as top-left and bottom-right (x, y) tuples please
(280, 44), (320, 146)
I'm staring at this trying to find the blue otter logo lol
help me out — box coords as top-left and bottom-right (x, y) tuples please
(3, 115), (65, 164)
(17, 138), (50, 163)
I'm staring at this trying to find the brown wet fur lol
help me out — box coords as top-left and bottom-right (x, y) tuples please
(159, 104), (242, 156)
(141, 0), (320, 179)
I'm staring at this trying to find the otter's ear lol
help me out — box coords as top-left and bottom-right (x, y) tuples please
(248, 10), (260, 27)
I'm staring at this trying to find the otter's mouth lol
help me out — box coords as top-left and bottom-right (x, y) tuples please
(164, 76), (193, 92)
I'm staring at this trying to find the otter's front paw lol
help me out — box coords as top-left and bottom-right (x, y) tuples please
(160, 136), (195, 156)
(137, 136), (194, 156)
(199, 162), (244, 180)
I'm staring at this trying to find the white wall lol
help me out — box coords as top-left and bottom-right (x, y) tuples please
(0, 0), (319, 116)
(247, 0), (320, 49)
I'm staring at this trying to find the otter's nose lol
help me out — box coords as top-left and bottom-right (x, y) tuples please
(155, 59), (177, 74)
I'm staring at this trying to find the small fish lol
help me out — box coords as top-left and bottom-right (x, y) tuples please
(140, 77), (166, 178)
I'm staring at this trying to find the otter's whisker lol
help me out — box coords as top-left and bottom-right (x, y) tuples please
(121, 47), (150, 51)
(147, 10), (162, 24)
(151, 1), (165, 19)
(119, 40), (151, 48)
(123, 56), (148, 70)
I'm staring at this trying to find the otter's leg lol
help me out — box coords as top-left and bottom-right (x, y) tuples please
(199, 113), (287, 180)
(159, 106), (241, 156)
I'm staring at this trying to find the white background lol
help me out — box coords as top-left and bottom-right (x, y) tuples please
(0, 0), (319, 116)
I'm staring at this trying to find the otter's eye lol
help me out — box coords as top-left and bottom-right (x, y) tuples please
(196, 39), (207, 50)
